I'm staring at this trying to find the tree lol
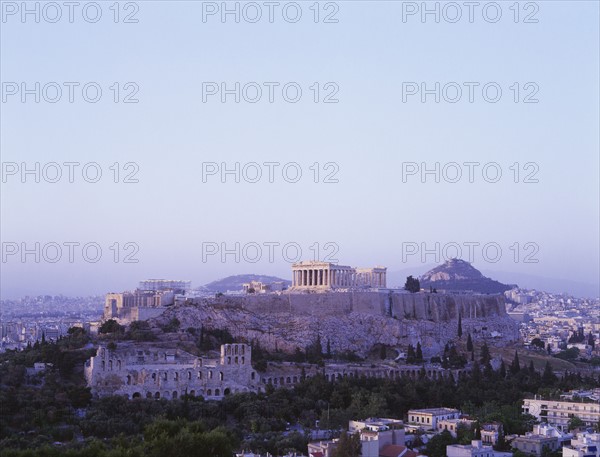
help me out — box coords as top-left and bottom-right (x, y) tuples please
(499, 359), (507, 378)
(416, 342), (423, 362)
(480, 343), (491, 365)
(510, 350), (521, 374)
(568, 416), (585, 431)
(99, 319), (124, 334)
(407, 344), (416, 364)
(457, 313), (463, 338)
(556, 347), (580, 361)
(127, 320), (156, 341)
(332, 431), (361, 457)
(327, 339), (332, 358)
(161, 318), (181, 333)
(425, 430), (455, 457)
(531, 338), (545, 350)
(466, 333), (473, 352)
(404, 276), (420, 293)
(588, 332), (596, 350)
(380, 345), (387, 360)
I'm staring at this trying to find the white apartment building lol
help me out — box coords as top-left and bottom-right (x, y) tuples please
(348, 418), (405, 457)
(446, 440), (501, 457)
(523, 397), (600, 429)
(563, 432), (600, 457)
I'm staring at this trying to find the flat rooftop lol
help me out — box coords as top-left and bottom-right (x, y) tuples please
(408, 408), (459, 415)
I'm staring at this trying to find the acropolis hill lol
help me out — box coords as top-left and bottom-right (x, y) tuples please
(149, 260), (519, 357)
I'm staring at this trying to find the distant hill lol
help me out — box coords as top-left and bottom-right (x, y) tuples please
(419, 259), (516, 294)
(202, 274), (291, 292)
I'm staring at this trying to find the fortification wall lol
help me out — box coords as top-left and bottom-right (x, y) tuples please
(228, 290), (507, 321)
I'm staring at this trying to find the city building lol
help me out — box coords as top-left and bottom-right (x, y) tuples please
(379, 445), (419, 457)
(348, 418), (405, 457)
(437, 417), (477, 438)
(291, 261), (387, 290)
(307, 439), (338, 457)
(447, 441), (496, 457)
(563, 432), (600, 457)
(523, 397), (600, 429)
(406, 408), (460, 431)
(511, 425), (571, 456)
(481, 423), (504, 446)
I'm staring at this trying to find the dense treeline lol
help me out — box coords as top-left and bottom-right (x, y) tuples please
(2, 330), (600, 456)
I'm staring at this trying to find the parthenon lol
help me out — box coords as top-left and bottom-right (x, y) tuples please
(291, 261), (387, 289)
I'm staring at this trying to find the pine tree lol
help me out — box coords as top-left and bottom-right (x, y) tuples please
(407, 344), (416, 364)
(528, 360), (535, 374)
(483, 360), (493, 378)
(510, 350), (521, 374)
(404, 276), (421, 293)
(480, 343), (491, 365)
(316, 334), (323, 355)
(458, 314), (463, 338)
(542, 361), (557, 385)
(466, 333), (473, 352)
(416, 342), (423, 362)
(499, 359), (506, 378)
(471, 360), (481, 384)
(327, 339), (332, 358)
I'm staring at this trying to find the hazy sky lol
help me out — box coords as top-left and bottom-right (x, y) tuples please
(1, 1), (598, 299)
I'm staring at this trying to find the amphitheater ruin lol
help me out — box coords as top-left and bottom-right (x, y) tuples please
(85, 342), (471, 400)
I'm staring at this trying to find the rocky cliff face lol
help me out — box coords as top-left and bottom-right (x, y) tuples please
(152, 291), (519, 358)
